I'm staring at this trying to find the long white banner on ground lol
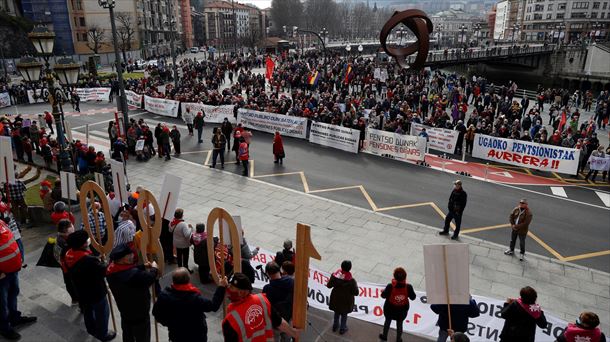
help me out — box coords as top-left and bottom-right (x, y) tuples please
(308, 121), (360, 153)
(363, 128), (426, 162)
(76, 87), (111, 102)
(144, 95), (179, 117)
(237, 108), (308, 139)
(472, 134), (580, 175)
(410, 123), (458, 154)
(125, 90), (143, 109)
(247, 248), (567, 342)
(0, 92), (10, 108)
(180, 103), (235, 123)
(589, 155), (610, 171)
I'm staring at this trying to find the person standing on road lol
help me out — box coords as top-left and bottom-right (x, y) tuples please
(210, 127), (226, 169)
(238, 136), (249, 177)
(183, 108), (194, 136)
(431, 296), (480, 342)
(504, 199), (533, 261)
(378, 267), (417, 342)
(221, 118), (233, 153)
(194, 111), (205, 143)
(499, 286), (547, 342)
(327, 260), (358, 335)
(439, 180), (467, 240)
(273, 131), (285, 164)
(585, 146), (606, 182)
(170, 125), (181, 156)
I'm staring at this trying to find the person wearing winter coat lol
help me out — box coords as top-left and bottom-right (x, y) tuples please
(221, 118), (233, 152)
(170, 125), (181, 156)
(500, 286), (547, 342)
(194, 112), (205, 143)
(327, 260), (358, 335)
(273, 131), (285, 164)
(153, 268), (227, 342)
(191, 223), (210, 283)
(169, 209), (192, 272)
(262, 262), (294, 342)
(182, 108), (194, 136)
(431, 297), (480, 342)
(379, 267), (417, 342)
(556, 311), (607, 342)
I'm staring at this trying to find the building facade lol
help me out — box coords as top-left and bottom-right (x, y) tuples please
(21, 0), (76, 54)
(204, 0), (264, 51)
(431, 8), (484, 47)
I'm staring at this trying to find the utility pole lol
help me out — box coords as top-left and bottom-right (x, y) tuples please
(167, 1), (179, 87)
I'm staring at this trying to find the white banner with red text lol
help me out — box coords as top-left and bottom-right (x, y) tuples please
(76, 87), (111, 102)
(363, 128), (426, 162)
(588, 155), (610, 171)
(308, 121), (360, 153)
(0, 92), (10, 108)
(237, 108), (308, 139)
(410, 123), (459, 154)
(125, 90), (143, 109)
(247, 249), (567, 342)
(144, 95), (179, 118)
(180, 103), (236, 123)
(472, 134), (580, 175)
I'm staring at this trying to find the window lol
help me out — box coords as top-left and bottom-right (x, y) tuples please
(558, 3), (566, 10)
(603, 2), (608, 9)
(572, 1), (589, 9)
(534, 4), (544, 11)
(547, 13), (552, 19)
(593, 2), (600, 8)
(570, 12), (587, 18)
(547, 4), (553, 10)
(533, 13), (543, 19)
(79, 17), (85, 26)
(570, 23), (583, 29)
(74, 16), (78, 27)
(556, 13), (565, 18)
(591, 12), (598, 18)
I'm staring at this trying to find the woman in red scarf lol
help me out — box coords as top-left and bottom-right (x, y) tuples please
(273, 131), (285, 164)
(327, 260), (358, 335)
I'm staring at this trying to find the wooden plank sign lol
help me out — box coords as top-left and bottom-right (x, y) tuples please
(78, 181), (115, 257)
(423, 243), (470, 305)
(0, 136), (15, 185)
(292, 223), (321, 331)
(158, 174), (182, 221)
(109, 159), (129, 205)
(60, 171), (78, 201)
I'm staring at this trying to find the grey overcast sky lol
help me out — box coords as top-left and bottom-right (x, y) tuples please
(245, 0), (272, 9)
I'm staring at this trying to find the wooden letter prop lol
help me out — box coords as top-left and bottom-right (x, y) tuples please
(60, 171), (78, 201)
(159, 174), (182, 221)
(110, 159), (129, 205)
(206, 208), (241, 285)
(78, 181), (115, 256)
(136, 189), (165, 276)
(292, 223), (321, 331)
(0, 136), (15, 185)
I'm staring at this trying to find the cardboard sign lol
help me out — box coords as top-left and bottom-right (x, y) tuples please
(60, 171), (78, 201)
(94, 172), (105, 188)
(135, 139), (145, 152)
(64, 120), (73, 144)
(423, 243), (470, 305)
(0, 136), (15, 185)
(159, 174), (182, 220)
(110, 159), (129, 205)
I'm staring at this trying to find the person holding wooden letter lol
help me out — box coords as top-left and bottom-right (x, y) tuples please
(169, 208), (193, 272)
(222, 272), (299, 341)
(327, 260), (359, 335)
(499, 286), (547, 342)
(379, 267), (417, 342)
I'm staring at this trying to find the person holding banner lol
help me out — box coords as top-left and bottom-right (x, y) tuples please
(585, 146), (606, 182)
(439, 180), (467, 240)
(499, 286), (547, 342)
(378, 267), (417, 342)
(183, 108), (194, 136)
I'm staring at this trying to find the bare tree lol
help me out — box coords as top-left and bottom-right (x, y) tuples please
(115, 12), (137, 62)
(86, 25), (106, 54)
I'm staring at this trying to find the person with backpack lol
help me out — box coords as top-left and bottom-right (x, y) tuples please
(379, 267), (417, 342)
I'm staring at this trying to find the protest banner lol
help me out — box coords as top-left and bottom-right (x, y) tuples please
(125, 90), (143, 109)
(0, 136), (16, 186)
(308, 121), (360, 153)
(158, 174), (182, 220)
(363, 128), (426, 162)
(410, 123), (458, 154)
(144, 95), (179, 117)
(237, 108), (308, 139)
(472, 134), (580, 175)
(0, 92), (10, 108)
(59, 171), (78, 201)
(180, 103), (235, 123)
(247, 247), (568, 342)
(588, 155), (610, 171)
(76, 87), (111, 102)
(27, 89), (48, 104)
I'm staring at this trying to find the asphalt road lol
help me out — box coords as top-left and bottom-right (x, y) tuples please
(6, 101), (609, 272)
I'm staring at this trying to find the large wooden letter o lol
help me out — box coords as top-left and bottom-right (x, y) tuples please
(79, 181), (115, 257)
(137, 189), (165, 276)
(206, 207), (242, 285)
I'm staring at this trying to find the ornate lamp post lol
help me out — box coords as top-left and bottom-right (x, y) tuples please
(511, 23), (520, 43)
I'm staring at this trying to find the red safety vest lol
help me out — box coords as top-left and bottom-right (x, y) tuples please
(223, 294), (274, 342)
(0, 221), (22, 274)
(563, 323), (602, 342)
(388, 280), (409, 306)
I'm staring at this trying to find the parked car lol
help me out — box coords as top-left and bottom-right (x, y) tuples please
(190, 47), (199, 53)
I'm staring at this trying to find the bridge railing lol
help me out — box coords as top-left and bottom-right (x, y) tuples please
(417, 45), (556, 66)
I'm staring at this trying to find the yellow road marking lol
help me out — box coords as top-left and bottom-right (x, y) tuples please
(253, 171), (304, 178)
(551, 172), (566, 183)
(308, 185), (362, 194)
(527, 231), (565, 260)
(376, 202), (435, 212)
(429, 202), (456, 230)
(299, 172), (310, 193)
(461, 223), (511, 234)
(358, 186), (379, 211)
(562, 250), (610, 262)
(204, 151), (211, 166)
(523, 168), (533, 175)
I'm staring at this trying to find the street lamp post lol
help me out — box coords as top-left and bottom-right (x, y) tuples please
(18, 26), (80, 172)
(474, 23), (481, 46)
(511, 23), (519, 43)
(459, 24), (467, 47)
(345, 44), (351, 56)
(98, 0), (129, 137)
(164, 17), (179, 87)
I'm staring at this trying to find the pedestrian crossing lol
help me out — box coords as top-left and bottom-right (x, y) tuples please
(545, 186), (610, 208)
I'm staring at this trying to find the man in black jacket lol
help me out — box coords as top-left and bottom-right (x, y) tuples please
(439, 180), (468, 240)
(152, 268), (227, 342)
(431, 297), (480, 341)
(63, 230), (116, 341)
(106, 244), (158, 342)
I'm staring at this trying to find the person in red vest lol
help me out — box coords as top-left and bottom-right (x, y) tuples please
(238, 136), (249, 177)
(0, 220), (37, 340)
(378, 267), (417, 342)
(222, 273), (299, 342)
(557, 311), (606, 342)
(499, 286), (547, 342)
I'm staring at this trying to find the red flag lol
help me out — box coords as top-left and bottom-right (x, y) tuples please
(265, 57), (275, 80)
(558, 110), (567, 132)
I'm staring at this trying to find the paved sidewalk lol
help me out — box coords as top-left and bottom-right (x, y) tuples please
(123, 156), (609, 333)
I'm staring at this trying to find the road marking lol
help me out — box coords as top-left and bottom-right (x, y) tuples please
(299, 172), (310, 193)
(493, 182), (610, 210)
(562, 250), (610, 262)
(461, 223), (511, 234)
(249, 160), (254, 178)
(527, 231), (565, 260)
(359, 186), (379, 211)
(72, 112), (146, 129)
(490, 171), (514, 178)
(253, 171), (304, 178)
(428, 202), (456, 230)
(376, 202), (434, 212)
(551, 172), (566, 182)
(550, 186), (568, 198)
(180, 150), (211, 155)
(308, 185), (362, 194)
(204, 151), (212, 166)
(595, 191), (610, 207)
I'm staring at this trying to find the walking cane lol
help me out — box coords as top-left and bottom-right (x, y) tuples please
(79, 181), (117, 332)
(206, 208), (241, 316)
(136, 189), (164, 342)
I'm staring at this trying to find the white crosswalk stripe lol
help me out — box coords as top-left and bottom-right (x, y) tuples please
(596, 191), (610, 207)
(550, 187), (568, 198)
